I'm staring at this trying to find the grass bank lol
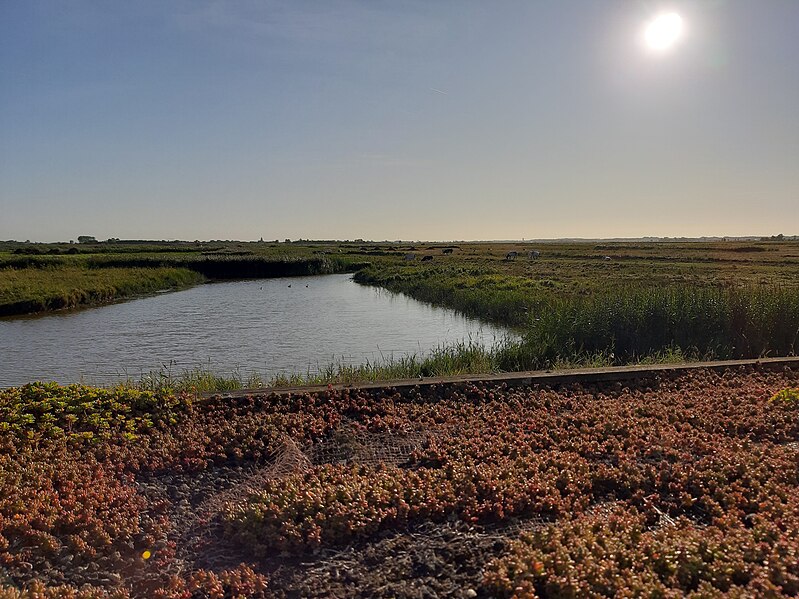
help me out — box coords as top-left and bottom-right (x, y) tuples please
(125, 340), (501, 393)
(0, 251), (367, 316)
(84, 254), (365, 278)
(122, 342), (699, 394)
(0, 266), (203, 316)
(354, 266), (545, 327)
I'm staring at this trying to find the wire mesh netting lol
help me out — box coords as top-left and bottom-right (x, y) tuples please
(305, 422), (433, 467)
(150, 423), (438, 575)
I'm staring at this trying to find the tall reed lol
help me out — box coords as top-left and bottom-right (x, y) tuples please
(522, 284), (799, 363)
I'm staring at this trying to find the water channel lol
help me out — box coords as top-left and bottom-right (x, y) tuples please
(0, 274), (512, 387)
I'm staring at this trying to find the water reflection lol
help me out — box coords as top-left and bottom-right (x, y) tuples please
(0, 274), (512, 386)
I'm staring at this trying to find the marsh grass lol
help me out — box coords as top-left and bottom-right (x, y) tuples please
(354, 267), (543, 327)
(118, 340), (699, 394)
(0, 251), (364, 316)
(120, 340), (502, 393)
(358, 263), (799, 369)
(83, 254), (363, 278)
(527, 284), (799, 362)
(0, 266), (203, 316)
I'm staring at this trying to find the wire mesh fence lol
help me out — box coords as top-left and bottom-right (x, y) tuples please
(145, 423), (439, 577)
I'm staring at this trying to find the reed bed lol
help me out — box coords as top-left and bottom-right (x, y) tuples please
(523, 284), (799, 363)
(357, 263), (799, 371)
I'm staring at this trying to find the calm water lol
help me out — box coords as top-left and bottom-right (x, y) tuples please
(0, 274), (511, 387)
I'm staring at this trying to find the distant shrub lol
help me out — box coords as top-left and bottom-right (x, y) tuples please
(12, 247), (43, 255)
(730, 245), (768, 253)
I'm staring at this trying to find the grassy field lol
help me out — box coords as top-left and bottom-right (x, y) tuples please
(2, 239), (798, 386)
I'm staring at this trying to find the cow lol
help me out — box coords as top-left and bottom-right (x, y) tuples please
(442, 248), (454, 255)
(421, 255), (433, 262)
(505, 251), (518, 261)
(603, 256), (612, 261)
(404, 253), (416, 261)
(528, 250), (540, 260)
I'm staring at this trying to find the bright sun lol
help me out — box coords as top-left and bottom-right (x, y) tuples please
(644, 12), (684, 52)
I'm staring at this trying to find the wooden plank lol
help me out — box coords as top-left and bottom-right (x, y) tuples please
(205, 356), (799, 400)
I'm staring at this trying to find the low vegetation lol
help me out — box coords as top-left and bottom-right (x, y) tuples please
(1, 366), (798, 596)
(354, 240), (799, 372)
(0, 266), (202, 316)
(128, 340), (502, 393)
(499, 283), (799, 370)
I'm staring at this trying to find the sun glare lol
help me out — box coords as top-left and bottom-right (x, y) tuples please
(644, 12), (683, 53)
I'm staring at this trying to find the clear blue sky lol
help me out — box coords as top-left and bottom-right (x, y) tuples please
(1, 1), (797, 241)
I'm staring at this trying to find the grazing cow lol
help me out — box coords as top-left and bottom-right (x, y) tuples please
(404, 253), (416, 261)
(505, 251), (518, 261)
(603, 256), (612, 261)
(421, 255), (433, 262)
(442, 248), (453, 255)
(528, 250), (540, 260)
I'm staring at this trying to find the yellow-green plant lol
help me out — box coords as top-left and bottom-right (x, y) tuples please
(770, 387), (799, 407)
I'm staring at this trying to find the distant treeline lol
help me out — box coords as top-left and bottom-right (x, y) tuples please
(86, 255), (367, 279)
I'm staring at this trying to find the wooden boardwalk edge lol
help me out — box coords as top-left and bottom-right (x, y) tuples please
(207, 356), (799, 400)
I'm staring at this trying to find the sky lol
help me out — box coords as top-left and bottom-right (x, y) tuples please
(1, 1), (797, 242)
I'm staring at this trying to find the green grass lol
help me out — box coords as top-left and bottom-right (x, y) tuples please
(0, 266), (203, 316)
(119, 340), (697, 394)
(121, 340), (503, 393)
(522, 284), (799, 361)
